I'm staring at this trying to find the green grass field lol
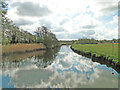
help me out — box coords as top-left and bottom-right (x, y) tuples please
(71, 44), (119, 63)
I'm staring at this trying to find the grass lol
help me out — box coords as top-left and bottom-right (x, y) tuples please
(2, 43), (46, 54)
(71, 44), (119, 63)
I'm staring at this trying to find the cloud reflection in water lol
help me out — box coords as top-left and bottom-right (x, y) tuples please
(1, 46), (118, 88)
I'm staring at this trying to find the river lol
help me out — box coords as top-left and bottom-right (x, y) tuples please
(0, 45), (119, 88)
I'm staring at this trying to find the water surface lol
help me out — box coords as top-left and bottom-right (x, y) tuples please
(0, 45), (118, 88)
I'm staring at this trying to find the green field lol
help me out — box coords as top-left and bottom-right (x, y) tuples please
(71, 44), (119, 63)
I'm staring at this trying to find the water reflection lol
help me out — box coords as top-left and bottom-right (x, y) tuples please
(34, 47), (60, 68)
(1, 46), (118, 88)
(2, 47), (60, 70)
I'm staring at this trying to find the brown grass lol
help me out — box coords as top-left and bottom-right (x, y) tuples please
(2, 43), (46, 54)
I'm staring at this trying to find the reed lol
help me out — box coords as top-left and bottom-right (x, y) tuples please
(2, 43), (46, 54)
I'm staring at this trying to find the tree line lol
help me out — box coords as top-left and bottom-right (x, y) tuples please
(74, 38), (119, 44)
(2, 18), (59, 48)
(1, 1), (59, 48)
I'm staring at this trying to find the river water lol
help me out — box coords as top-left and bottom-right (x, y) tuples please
(0, 45), (119, 88)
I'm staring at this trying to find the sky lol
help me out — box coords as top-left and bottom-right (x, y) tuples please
(5, 0), (119, 40)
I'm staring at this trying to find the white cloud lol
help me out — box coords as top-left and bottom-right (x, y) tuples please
(90, 0), (118, 17)
(6, 0), (119, 40)
(11, 1), (51, 17)
(14, 18), (34, 26)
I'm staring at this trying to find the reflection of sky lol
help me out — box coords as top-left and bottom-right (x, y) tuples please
(1, 46), (118, 88)
(0, 75), (2, 89)
(0, 56), (1, 89)
(2, 75), (14, 88)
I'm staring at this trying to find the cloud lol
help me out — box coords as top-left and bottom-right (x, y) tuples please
(99, 2), (118, 15)
(107, 15), (118, 25)
(60, 18), (70, 25)
(90, 1), (118, 17)
(80, 30), (95, 35)
(55, 30), (95, 40)
(14, 18), (34, 26)
(7, 0), (118, 40)
(52, 27), (66, 32)
(39, 19), (53, 29)
(12, 1), (52, 17)
(82, 25), (97, 29)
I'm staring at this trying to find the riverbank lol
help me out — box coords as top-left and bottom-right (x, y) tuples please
(2, 43), (46, 55)
(71, 44), (120, 73)
(2, 43), (61, 56)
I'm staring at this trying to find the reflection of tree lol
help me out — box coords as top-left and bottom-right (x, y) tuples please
(1, 47), (61, 70)
(35, 47), (60, 68)
(2, 50), (45, 70)
(43, 49), (54, 62)
(35, 54), (43, 62)
(2, 59), (21, 71)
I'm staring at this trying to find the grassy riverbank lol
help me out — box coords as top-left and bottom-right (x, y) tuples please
(71, 44), (119, 64)
(2, 43), (46, 54)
